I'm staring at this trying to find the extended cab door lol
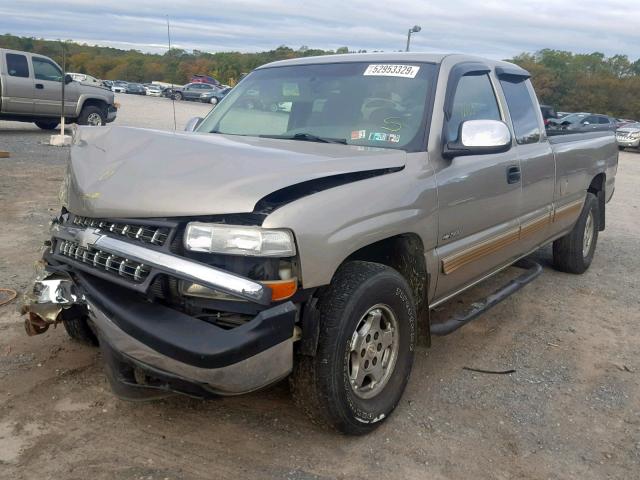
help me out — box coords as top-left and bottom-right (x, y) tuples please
(431, 63), (523, 303)
(496, 69), (555, 252)
(1, 51), (34, 114)
(31, 55), (78, 117)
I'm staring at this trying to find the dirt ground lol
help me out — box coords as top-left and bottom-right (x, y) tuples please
(0, 95), (639, 480)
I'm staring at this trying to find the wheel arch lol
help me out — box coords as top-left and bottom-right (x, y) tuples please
(341, 233), (429, 314)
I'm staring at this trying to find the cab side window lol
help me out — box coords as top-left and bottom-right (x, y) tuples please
(447, 73), (501, 141)
(33, 57), (63, 82)
(6, 53), (29, 78)
(499, 77), (541, 144)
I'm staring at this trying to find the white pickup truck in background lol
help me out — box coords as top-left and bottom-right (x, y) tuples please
(0, 48), (118, 129)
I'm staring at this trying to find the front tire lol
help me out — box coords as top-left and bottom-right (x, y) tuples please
(34, 120), (60, 130)
(173, 92), (183, 101)
(61, 307), (98, 346)
(290, 261), (416, 435)
(552, 192), (599, 274)
(77, 105), (106, 126)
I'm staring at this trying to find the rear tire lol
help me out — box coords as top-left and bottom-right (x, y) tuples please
(77, 105), (106, 126)
(34, 120), (59, 130)
(290, 261), (416, 435)
(552, 193), (599, 274)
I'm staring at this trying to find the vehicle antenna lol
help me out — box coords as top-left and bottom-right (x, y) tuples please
(167, 16), (177, 131)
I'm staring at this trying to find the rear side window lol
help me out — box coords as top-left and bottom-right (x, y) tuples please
(447, 74), (501, 141)
(499, 77), (541, 144)
(6, 53), (29, 78)
(598, 116), (611, 125)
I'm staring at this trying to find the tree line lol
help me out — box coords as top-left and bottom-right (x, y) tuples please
(2, 34), (639, 118)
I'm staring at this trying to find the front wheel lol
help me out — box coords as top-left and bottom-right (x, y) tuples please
(290, 261), (416, 435)
(552, 192), (599, 274)
(61, 307), (98, 346)
(210, 97), (218, 105)
(173, 92), (183, 101)
(77, 105), (106, 126)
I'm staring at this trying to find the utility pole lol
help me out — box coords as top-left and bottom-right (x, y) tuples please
(60, 41), (66, 137)
(50, 41), (71, 146)
(405, 25), (422, 52)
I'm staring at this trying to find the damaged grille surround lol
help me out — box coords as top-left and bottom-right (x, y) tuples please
(59, 239), (151, 282)
(72, 216), (169, 246)
(50, 221), (272, 305)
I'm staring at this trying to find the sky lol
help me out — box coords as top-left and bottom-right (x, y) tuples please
(1, 0), (639, 60)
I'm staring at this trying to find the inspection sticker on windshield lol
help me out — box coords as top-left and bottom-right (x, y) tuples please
(363, 64), (420, 78)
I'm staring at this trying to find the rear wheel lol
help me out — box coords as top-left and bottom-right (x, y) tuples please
(78, 105), (106, 126)
(290, 261), (416, 435)
(552, 193), (599, 274)
(34, 120), (59, 130)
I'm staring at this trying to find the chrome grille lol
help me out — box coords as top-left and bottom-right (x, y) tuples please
(72, 216), (169, 246)
(59, 240), (150, 282)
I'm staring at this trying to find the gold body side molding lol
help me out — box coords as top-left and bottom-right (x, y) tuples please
(442, 198), (584, 275)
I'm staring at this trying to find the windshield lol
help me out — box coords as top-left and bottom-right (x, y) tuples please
(196, 62), (437, 151)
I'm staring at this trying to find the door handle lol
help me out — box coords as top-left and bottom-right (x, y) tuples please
(506, 165), (521, 184)
(35, 83), (44, 89)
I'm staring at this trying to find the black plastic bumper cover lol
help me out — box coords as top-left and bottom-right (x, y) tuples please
(76, 273), (296, 369)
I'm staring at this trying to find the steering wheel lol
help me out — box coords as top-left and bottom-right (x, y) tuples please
(361, 98), (403, 121)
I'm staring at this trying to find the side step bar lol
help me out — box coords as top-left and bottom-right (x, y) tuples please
(430, 258), (543, 336)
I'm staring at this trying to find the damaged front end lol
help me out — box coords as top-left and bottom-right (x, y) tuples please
(23, 212), (300, 399)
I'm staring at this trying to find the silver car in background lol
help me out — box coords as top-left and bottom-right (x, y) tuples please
(616, 122), (640, 150)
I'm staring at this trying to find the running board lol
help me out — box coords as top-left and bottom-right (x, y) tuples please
(430, 258), (543, 336)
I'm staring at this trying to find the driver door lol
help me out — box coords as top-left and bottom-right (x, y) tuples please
(31, 55), (78, 116)
(432, 65), (523, 303)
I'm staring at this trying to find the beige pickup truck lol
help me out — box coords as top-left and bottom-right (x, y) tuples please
(0, 48), (117, 129)
(23, 53), (617, 435)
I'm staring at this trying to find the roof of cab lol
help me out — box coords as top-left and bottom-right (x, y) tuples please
(257, 52), (525, 73)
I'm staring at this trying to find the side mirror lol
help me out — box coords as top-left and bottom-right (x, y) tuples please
(64, 74), (73, 84)
(184, 117), (203, 132)
(444, 120), (512, 158)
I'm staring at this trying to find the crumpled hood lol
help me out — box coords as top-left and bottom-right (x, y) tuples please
(65, 126), (406, 218)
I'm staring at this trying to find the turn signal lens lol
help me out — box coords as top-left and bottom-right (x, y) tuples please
(263, 278), (297, 301)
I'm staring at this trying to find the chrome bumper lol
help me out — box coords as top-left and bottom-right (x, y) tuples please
(51, 224), (271, 305)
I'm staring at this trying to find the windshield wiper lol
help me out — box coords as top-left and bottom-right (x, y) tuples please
(260, 133), (347, 144)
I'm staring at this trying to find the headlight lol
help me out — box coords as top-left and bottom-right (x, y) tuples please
(184, 223), (296, 257)
(630, 132), (640, 139)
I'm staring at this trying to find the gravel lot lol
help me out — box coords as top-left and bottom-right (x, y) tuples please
(0, 94), (639, 480)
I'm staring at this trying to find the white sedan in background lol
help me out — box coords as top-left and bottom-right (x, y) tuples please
(145, 84), (163, 96)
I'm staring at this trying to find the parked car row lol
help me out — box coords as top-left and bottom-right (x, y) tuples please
(541, 105), (639, 152)
(162, 82), (232, 104)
